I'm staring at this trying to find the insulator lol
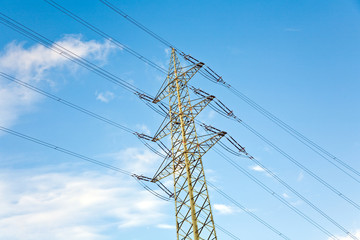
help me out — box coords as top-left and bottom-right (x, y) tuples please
(157, 140), (172, 158)
(156, 181), (174, 198)
(134, 91), (154, 102)
(225, 135), (246, 153)
(183, 54), (200, 64)
(201, 123), (222, 133)
(132, 174), (152, 182)
(135, 132), (153, 141)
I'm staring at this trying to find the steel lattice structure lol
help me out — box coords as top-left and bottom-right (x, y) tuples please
(151, 49), (226, 240)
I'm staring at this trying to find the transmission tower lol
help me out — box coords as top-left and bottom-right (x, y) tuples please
(150, 48), (226, 240)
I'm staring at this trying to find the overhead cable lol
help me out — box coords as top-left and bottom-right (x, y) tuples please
(97, 0), (360, 181)
(0, 126), (261, 240)
(0, 12), (146, 96)
(0, 72), (134, 134)
(213, 148), (340, 240)
(44, 0), (168, 74)
(207, 182), (291, 240)
(2, 9), (358, 213)
(0, 126), (132, 176)
(0, 12), (352, 238)
(193, 88), (360, 210)
(214, 148), (357, 240)
(2, 70), (344, 240)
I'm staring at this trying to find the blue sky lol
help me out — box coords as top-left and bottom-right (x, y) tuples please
(0, 0), (359, 240)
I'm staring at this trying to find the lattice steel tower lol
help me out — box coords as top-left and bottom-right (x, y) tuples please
(151, 48), (226, 240)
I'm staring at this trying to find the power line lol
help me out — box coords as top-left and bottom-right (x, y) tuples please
(2, 7), (358, 213)
(42, 0), (224, 104)
(0, 43), (291, 239)
(194, 88), (360, 211)
(0, 12), (146, 96)
(0, 11), (356, 240)
(205, 94), (360, 185)
(44, 1), (360, 215)
(0, 125), (258, 240)
(98, 0), (180, 52)
(207, 182), (291, 240)
(240, 120), (360, 211)
(0, 126), (133, 176)
(2, 70), (347, 240)
(228, 87), (360, 180)
(0, 72), (135, 134)
(214, 148), (356, 240)
(98, 0), (360, 182)
(44, 0), (168, 75)
(0, 6), (289, 239)
(0, 71), (170, 161)
(0, 68), (256, 240)
(38, 2), (360, 205)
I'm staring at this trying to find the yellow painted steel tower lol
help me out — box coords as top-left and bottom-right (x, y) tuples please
(151, 48), (226, 240)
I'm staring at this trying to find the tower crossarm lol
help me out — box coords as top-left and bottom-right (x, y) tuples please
(152, 129), (226, 182)
(152, 95), (216, 142)
(152, 62), (204, 104)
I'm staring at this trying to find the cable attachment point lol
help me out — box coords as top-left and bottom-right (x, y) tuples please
(132, 174), (174, 200)
(190, 86), (210, 97)
(183, 54), (200, 64)
(200, 123), (227, 137)
(134, 132), (153, 141)
(131, 174), (152, 182)
(203, 66), (231, 88)
(134, 91), (154, 102)
(225, 135), (246, 153)
(155, 180), (174, 198)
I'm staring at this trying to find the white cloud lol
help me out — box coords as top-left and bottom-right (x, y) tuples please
(164, 48), (171, 57)
(156, 224), (175, 229)
(136, 124), (151, 135)
(250, 165), (265, 172)
(111, 147), (161, 175)
(328, 230), (360, 240)
(0, 35), (116, 129)
(0, 167), (169, 240)
(0, 35), (115, 82)
(0, 81), (39, 129)
(297, 171), (304, 181)
(204, 168), (219, 183)
(290, 200), (303, 206)
(96, 91), (115, 103)
(282, 193), (290, 199)
(213, 204), (235, 215)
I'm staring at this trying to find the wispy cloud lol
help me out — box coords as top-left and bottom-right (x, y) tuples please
(205, 168), (219, 183)
(213, 204), (236, 215)
(111, 147), (161, 175)
(250, 165), (266, 172)
(328, 230), (360, 240)
(136, 124), (151, 135)
(164, 48), (171, 57)
(284, 28), (301, 32)
(0, 34), (115, 82)
(0, 35), (116, 129)
(282, 193), (290, 199)
(290, 200), (303, 206)
(297, 171), (304, 181)
(95, 91), (115, 103)
(156, 224), (175, 229)
(0, 166), (169, 240)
